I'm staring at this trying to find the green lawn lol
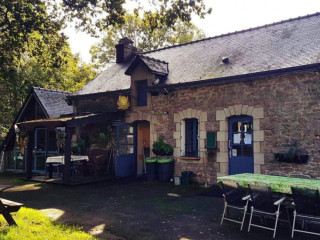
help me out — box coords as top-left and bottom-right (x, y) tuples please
(0, 208), (99, 240)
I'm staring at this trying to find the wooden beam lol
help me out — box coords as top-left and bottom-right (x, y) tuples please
(63, 127), (74, 184)
(25, 131), (34, 180)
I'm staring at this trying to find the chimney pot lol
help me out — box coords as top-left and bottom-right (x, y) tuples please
(116, 37), (137, 63)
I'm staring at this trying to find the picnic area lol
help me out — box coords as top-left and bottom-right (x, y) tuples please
(0, 173), (319, 240)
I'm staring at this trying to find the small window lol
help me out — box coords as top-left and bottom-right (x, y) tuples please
(185, 118), (198, 157)
(136, 80), (148, 106)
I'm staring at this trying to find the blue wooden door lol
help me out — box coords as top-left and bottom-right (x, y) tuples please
(115, 122), (136, 178)
(228, 116), (254, 175)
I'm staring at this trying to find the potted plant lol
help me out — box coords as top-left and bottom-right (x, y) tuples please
(56, 130), (66, 148)
(152, 136), (173, 156)
(148, 136), (174, 182)
(274, 141), (309, 164)
(72, 138), (87, 155)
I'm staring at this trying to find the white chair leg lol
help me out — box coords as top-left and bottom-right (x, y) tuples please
(240, 205), (247, 231)
(248, 206), (254, 232)
(221, 203), (227, 226)
(273, 212), (280, 238)
(291, 211), (296, 238)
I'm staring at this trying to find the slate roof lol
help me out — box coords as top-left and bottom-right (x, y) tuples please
(77, 63), (132, 95)
(77, 12), (320, 95)
(0, 87), (72, 152)
(33, 87), (73, 117)
(125, 55), (169, 76)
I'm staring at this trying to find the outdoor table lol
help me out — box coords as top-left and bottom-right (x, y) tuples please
(0, 185), (23, 226)
(46, 155), (89, 178)
(217, 173), (320, 194)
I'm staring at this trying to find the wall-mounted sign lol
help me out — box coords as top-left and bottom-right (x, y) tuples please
(232, 149), (237, 156)
(206, 131), (217, 149)
(244, 133), (252, 145)
(117, 95), (130, 110)
(233, 133), (241, 144)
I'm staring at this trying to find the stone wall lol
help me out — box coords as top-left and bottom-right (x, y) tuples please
(149, 71), (320, 183)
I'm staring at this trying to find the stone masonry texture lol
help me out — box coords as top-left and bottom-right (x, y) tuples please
(150, 71), (320, 183)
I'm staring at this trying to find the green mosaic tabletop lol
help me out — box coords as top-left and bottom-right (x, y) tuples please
(217, 173), (320, 194)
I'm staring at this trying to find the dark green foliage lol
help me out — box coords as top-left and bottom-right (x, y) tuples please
(71, 138), (87, 155)
(60, 0), (211, 36)
(0, 1), (96, 140)
(274, 141), (309, 164)
(152, 136), (173, 156)
(0, 0), (210, 141)
(90, 13), (205, 70)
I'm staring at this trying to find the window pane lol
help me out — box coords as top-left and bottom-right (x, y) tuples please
(127, 135), (134, 144)
(136, 80), (148, 106)
(243, 121), (252, 132)
(36, 129), (46, 151)
(232, 121), (241, 132)
(185, 118), (198, 157)
(16, 153), (24, 170)
(231, 146), (241, 157)
(8, 153), (15, 169)
(118, 145), (134, 154)
(243, 146), (253, 156)
(244, 133), (252, 145)
(36, 154), (46, 171)
(47, 130), (58, 152)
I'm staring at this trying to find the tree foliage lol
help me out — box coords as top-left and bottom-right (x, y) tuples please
(60, 0), (211, 35)
(0, 31), (96, 136)
(0, 0), (210, 139)
(90, 13), (205, 70)
(0, 1), (96, 137)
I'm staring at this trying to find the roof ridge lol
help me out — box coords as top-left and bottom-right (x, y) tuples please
(142, 12), (320, 54)
(32, 86), (71, 94)
(139, 54), (168, 64)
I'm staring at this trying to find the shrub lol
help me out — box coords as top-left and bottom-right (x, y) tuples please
(152, 136), (173, 156)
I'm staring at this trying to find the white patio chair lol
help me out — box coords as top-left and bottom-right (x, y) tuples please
(291, 186), (320, 238)
(248, 184), (290, 238)
(220, 181), (250, 231)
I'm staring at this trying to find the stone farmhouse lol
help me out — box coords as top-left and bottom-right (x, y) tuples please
(1, 13), (320, 184)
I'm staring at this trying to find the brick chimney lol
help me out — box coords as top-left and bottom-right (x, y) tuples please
(115, 37), (140, 63)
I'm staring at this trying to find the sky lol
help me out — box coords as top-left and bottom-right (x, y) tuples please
(64, 0), (320, 63)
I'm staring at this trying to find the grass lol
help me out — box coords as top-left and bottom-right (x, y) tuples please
(0, 208), (100, 240)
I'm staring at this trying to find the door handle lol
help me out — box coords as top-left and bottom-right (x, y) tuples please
(228, 140), (231, 149)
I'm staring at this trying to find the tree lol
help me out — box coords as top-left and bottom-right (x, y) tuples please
(0, 31), (96, 137)
(60, 0), (211, 35)
(0, 0), (211, 140)
(0, 1), (97, 138)
(90, 13), (205, 70)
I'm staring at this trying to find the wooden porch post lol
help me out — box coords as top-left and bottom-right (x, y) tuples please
(63, 127), (74, 184)
(25, 131), (34, 180)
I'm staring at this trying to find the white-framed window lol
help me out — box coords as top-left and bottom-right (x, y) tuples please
(181, 118), (199, 157)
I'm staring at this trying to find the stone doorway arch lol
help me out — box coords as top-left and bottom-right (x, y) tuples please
(216, 104), (265, 177)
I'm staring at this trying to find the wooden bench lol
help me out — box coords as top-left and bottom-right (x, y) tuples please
(0, 198), (23, 226)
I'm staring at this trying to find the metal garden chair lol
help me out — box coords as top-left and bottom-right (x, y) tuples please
(220, 181), (250, 231)
(248, 184), (290, 238)
(291, 186), (320, 238)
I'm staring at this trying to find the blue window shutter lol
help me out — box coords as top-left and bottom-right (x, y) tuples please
(193, 119), (198, 156)
(185, 118), (198, 157)
(136, 80), (148, 106)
